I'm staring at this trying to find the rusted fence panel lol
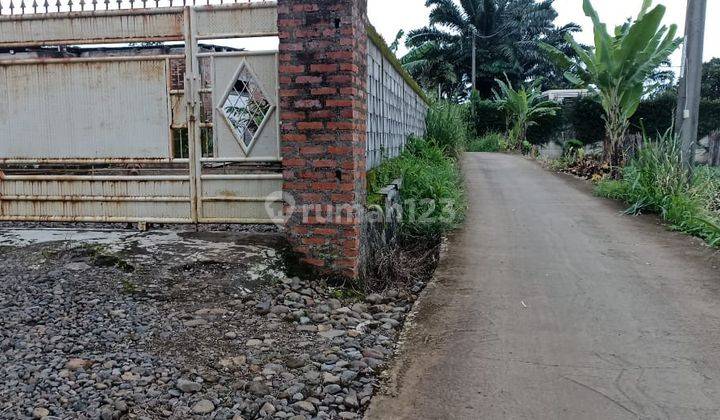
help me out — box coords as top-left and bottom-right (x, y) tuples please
(0, 9), (185, 47)
(0, 1), (277, 47)
(0, 57), (173, 159)
(0, 1), (283, 225)
(195, 3), (278, 39)
(0, 176), (193, 223)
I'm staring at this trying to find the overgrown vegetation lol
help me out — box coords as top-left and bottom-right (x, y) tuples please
(369, 135), (465, 237)
(541, 0), (682, 168)
(493, 78), (559, 151)
(364, 101), (468, 291)
(424, 100), (469, 158)
(467, 132), (506, 153)
(596, 134), (720, 246)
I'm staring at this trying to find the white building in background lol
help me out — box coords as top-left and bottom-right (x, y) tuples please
(542, 89), (590, 102)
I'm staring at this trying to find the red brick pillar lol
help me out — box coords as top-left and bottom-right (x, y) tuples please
(277, 0), (368, 279)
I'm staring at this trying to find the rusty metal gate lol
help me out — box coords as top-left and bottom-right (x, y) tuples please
(0, 1), (283, 224)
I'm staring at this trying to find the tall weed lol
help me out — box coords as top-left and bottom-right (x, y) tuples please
(369, 137), (465, 237)
(596, 134), (720, 246)
(425, 101), (468, 158)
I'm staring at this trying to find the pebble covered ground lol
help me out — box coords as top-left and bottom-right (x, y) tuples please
(0, 230), (425, 419)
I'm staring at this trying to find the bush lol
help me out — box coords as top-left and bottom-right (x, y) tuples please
(699, 100), (720, 138)
(630, 93), (675, 137)
(425, 101), (468, 158)
(501, 93), (720, 146)
(566, 97), (605, 144)
(467, 132), (506, 152)
(467, 93), (506, 138)
(562, 139), (584, 156)
(467, 93), (564, 146)
(596, 134), (720, 246)
(368, 137), (466, 237)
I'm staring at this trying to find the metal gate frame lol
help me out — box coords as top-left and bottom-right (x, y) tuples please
(0, 1), (284, 224)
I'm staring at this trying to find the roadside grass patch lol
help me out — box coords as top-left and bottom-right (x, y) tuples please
(363, 101), (469, 292)
(369, 136), (466, 237)
(467, 132), (506, 152)
(596, 135), (720, 246)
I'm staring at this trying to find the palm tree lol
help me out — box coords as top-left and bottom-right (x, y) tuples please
(406, 0), (578, 97)
(402, 41), (459, 99)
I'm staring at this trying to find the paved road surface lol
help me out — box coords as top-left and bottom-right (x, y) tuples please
(366, 153), (720, 420)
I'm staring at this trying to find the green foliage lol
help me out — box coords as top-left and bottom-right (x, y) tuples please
(467, 92), (565, 145)
(540, 0), (682, 165)
(563, 139), (585, 155)
(702, 58), (720, 100)
(389, 30), (405, 54)
(699, 100), (720, 139)
(557, 95), (720, 145)
(596, 134), (720, 246)
(493, 78), (559, 150)
(548, 139), (587, 172)
(407, 0), (580, 97)
(467, 133), (506, 152)
(467, 93), (506, 137)
(425, 100), (468, 157)
(526, 106), (567, 145)
(369, 137), (466, 237)
(402, 41), (459, 99)
(630, 93), (675, 136)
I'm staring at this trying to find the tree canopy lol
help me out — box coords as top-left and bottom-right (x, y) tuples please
(702, 58), (720, 100)
(404, 0), (579, 98)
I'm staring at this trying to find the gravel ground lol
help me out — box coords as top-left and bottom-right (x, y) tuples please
(0, 229), (425, 420)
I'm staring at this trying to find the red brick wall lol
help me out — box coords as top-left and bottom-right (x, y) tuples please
(278, 0), (369, 279)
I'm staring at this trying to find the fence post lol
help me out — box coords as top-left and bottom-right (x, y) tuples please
(710, 131), (720, 167)
(277, 0), (369, 279)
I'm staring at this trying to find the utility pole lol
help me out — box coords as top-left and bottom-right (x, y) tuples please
(676, 0), (707, 172)
(471, 29), (476, 92)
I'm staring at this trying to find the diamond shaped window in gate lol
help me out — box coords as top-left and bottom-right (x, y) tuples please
(219, 63), (274, 153)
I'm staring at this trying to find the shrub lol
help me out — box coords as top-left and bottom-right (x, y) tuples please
(368, 137), (466, 237)
(467, 133), (506, 152)
(425, 101), (468, 158)
(567, 95), (720, 145)
(492, 78), (559, 150)
(699, 100), (720, 139)
(467, 93), (506, 138)
(631, 93), (675, 137)
(596, 133), (720, 246)
(563, 139), (585, 156)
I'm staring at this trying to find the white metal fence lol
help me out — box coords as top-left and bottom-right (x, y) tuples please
(366, 38), (428, 170)
(0, 0), (265, 16)
(0, 2), (283, 224)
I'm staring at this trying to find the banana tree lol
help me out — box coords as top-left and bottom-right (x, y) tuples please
(493, 78), (559, 151)
(540, 0), (682, 169)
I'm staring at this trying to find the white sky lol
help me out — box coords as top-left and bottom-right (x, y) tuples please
(367, 0), (720, 69)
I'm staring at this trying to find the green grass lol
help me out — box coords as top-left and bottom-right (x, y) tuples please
(369, 137), (466, 237)
(425, 101), (468, 158)
(596, 134), (720, 246)
(467, 132), (507, 152)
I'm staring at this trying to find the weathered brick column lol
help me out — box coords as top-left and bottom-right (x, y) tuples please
(277, 0), (368, 279)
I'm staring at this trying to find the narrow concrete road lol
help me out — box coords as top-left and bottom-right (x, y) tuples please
(367, 153), (720, 420)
